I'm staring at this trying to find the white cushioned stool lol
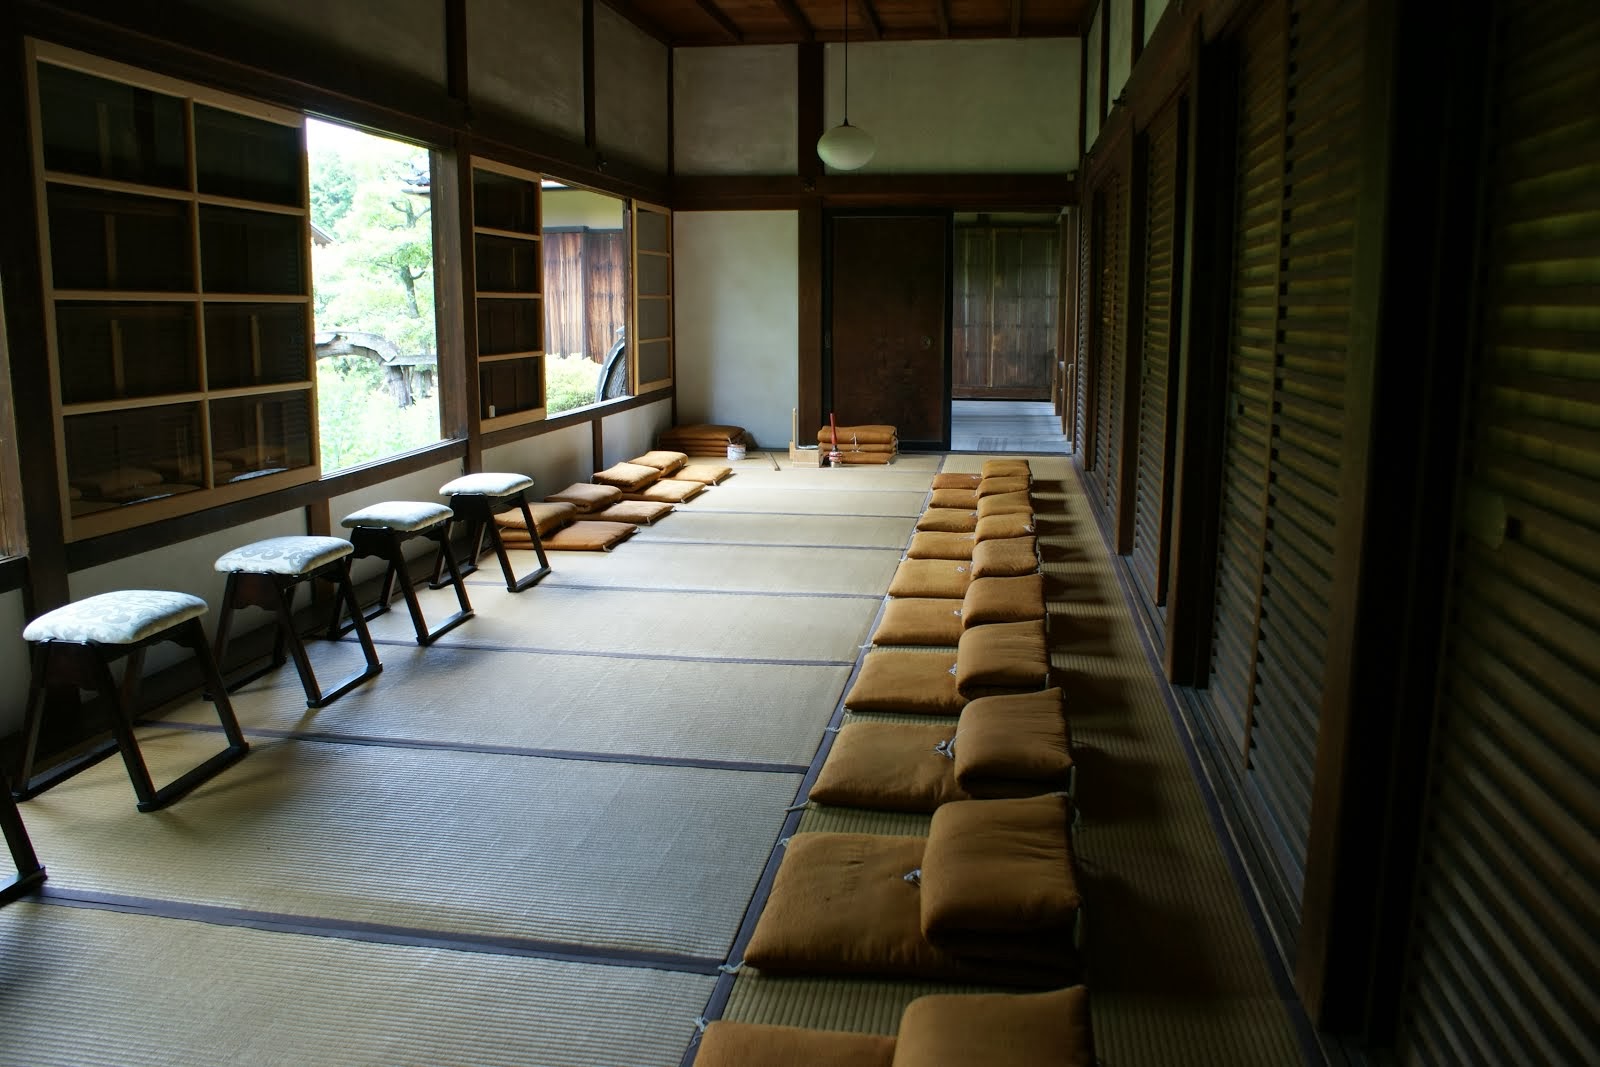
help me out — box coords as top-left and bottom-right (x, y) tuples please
(1, 768), (45, 905)
(14, 590), (249, 813)
(437, 472), (551, 592)
(213, 536), (382, 708)
(340, 501), (472, 645)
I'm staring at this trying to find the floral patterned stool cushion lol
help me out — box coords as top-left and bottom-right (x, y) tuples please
(438, 472), (550, 592)
(339, 502), (472, 646)
(16, 590), (249, 813)
(212, 536), (382, 709)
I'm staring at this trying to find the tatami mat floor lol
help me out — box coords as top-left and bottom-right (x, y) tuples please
(1, 448), (1308, 1066)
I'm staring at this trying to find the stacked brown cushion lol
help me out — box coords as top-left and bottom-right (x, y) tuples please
(971, 536), (1040, 578)
(540, 520), (636, 551)
(915, 508), (979, 534)
(962, 573), (1046, 627)
(982, 459), (1032, 479)
(621, 478), (705, 504)
(930, 472), (983, 491)
(547, 482), (623, 512)
(495, 501), (579, 544)
(975, 513), (1036, 541)
(955, 689), (1073, 799)
(928, 487), (979, 510)
(888, 559), (973, 599)
(906, 531), (976, 561)
(955, 620), (1050, 699)
(872, 598), (965, 647)
(976, 491), (1033, 518)
(628, 450), (688, 475)
(677, 463), (732, 484)
(816, 424), (897, 446)
(657, 423), (747, 456)
(695, 1022), (895, 1067)
(592, 462), (662, 491)
(590, 500), (674, 525)
(978, 475), (1031, 498)
(808, 723), (967, 811)
(844, 651), (965, 715)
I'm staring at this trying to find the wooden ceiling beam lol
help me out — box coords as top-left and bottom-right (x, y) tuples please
(694, 0), (744, 42)
(596, 0), (672, 45)
(936, 0), (951, 37)
(1010, 0), (1022, 37)
(856, 0), (884, 41)
(772, 0), (814, 40)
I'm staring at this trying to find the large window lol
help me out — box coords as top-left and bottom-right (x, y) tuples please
(541, 181), (630, 414)
(306, 119), (441, 472)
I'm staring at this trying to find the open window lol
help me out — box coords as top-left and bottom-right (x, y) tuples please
(541, 180), (631, 414)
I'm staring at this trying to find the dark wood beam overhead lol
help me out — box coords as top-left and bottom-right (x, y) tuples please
(936, 0), (951, 37)
(598, 0), (673, 45)
(1011, 0), (1023, 37)
(773, 0), (814, 41)
(695, 0), (745, 42)
(856, 0), (884, 41)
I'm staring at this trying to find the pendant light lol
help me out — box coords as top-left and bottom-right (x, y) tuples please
(817, 0), (875, 170)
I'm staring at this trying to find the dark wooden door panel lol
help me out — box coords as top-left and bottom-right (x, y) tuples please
(830, 215), (949, 445)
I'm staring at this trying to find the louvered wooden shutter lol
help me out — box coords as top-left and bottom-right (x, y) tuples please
(1075, 206), (1094, 448)
(1200, 0), (1285, 760)
(1130, 99), (1183, 622)
(1397, 2), (1600, 1062)
(1091, 172), (1126, 512)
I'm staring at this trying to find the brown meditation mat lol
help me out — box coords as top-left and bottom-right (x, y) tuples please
(816, 424), (898, 445)
(592, 462), (662, 491)
(872, 598), (965, 647)
(893, 986), (1094, 1067)
(976, 491), (1034, 518)
(743, 833), (1063, 986)
(589, 500), (674, 525)
(928, 488), (979, 510)
(930, 472), (983, 491)
(977, 475), (1032, 498)
(828, 441), (899, 454)
(888, 559), (973, 600)
(906, 531), (976, 561)
(621, 478), (705, 504)
(962, 573), (1047, 627)
(844, 651), (965, 716)
(495, 500), (579, 536)
(808, 722), (967, 812)
(837, 452), (895, 465)
(955, 620), (1049, 699)
(955, 689), (1073, 798)
(915, 509), (979, 534)
(538, 520), (636, 551)
(970, 537), (1039, 579)
(629, 450), (688, 475)
(696, 1022), (896, 1067)
(981, 459), (1031, 479)
(546, 482), (622, 512)
(918, 795), (1079, 977)
(677, 463), (732, 484)
(974, 513), (1036, 542)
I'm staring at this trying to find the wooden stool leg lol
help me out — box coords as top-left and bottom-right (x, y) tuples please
(88, 647), (161, 810)
(0, 775), (46, 905)
(300, 560), (383, 708)
(393, 525), (472, 645)
(12, 645), (53, 798)
(514, 495), (552, 583)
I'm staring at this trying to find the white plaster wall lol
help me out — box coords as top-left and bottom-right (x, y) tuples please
(0, 589), (27, 735)
(327, 459), (465, 586)
(674, 46), (798, 176)
(1086, 12), (1103, 151)
(601, 400), (672, 467)
(594, 4), (669, 171)
(468, 0), (585, 142)
(544, 188), (626, 229)
(483, 423), (592, 498)
(830, 39), (1081, 173)
(1146, 0), (1172, 45)
(210, 0), (446, 86)
(673, 212), (798, 451)
(1109, 0), (1135, 106)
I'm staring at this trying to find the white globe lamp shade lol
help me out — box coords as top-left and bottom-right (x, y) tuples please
(817, 122), (876, 171)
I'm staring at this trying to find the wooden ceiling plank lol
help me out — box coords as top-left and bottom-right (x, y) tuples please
(773, 0), (815, 40)
(1011, 0), (1023, 37)
(856, 0), (884, 41)
(597, 0), (673, 45)
(694, 0), (745, 42)
(937, 0), (951, 38)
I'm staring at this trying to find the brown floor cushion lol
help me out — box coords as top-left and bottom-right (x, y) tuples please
(981, 459), (1032, 479)
(816, 424), (898, 446)
(906, 531), (976, 561)
(894, 986), (1094, 1067)
(930, 472), (983, 491)
(873, 598), (965, 647)
(621, 478), (705, 503)
(590, 500), (674, 525)
(838, 452), (894, 464)
(592, 461), (662, 491)
(919, 795), (1079, 975)
(963, 573), (1046, 627)
(546, 482), (622, 512)
(844, 651), (965, 715)
(677, 463), (732, 484)
(956, 620), (1049, 699)
(629, 450), (689, 475)
(494, 500), (578, 536)
(915, 508), (979, 534)
(809, 722), (967, 811)
(971, 537), (1039, 578)
(928, 487), (979, 510)
(975, 513), (1036, 542)
(976, 491), (1034, 518)
(539, 520), (636, 551)
(888, 559), (973, 599)
(977, 475), (1031, 498)
(744, 832), (1064, 986)
(696, 1022), (896, 1067)
(956, 689), (1073, 798)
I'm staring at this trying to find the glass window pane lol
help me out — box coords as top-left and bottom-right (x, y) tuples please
(195, 105), (302, 206)
(49, 188), (192, 291)
(637, 339), (671, 384)
(210, 390), (314, 479)
(57, 302), (199, 404)
(205, 303), (310, 389)
(37, 63), (187, 189)
(65, 402), (204, 512)
(200, 205), (305, 294)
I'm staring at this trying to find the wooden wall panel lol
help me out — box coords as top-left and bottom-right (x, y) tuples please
(1397, 2), (1600, 1062)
